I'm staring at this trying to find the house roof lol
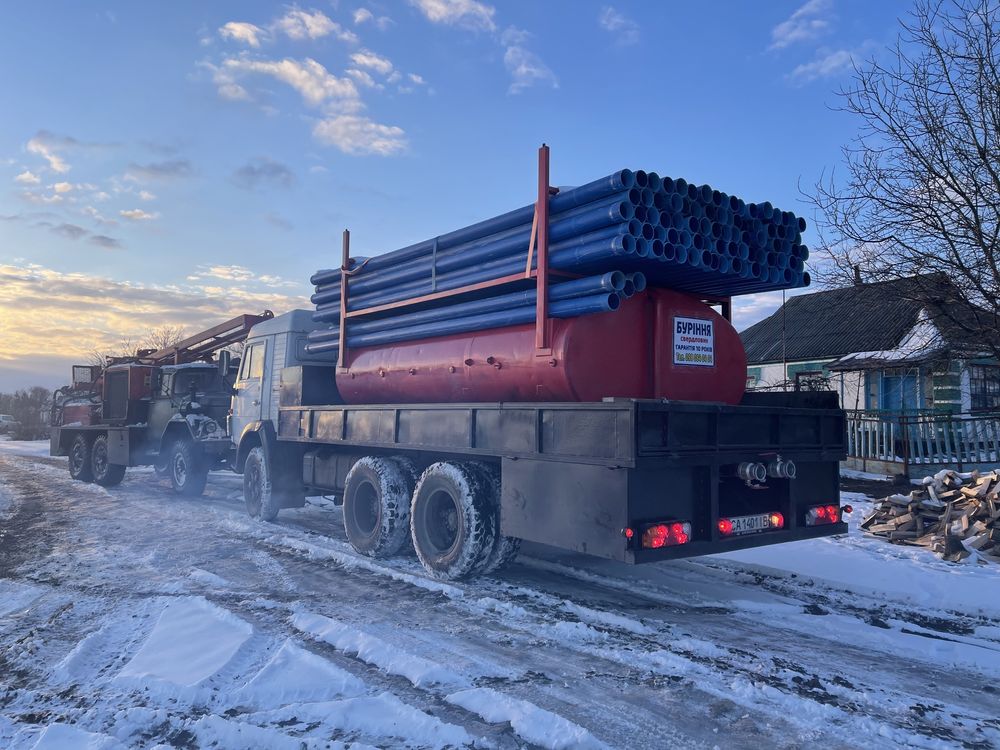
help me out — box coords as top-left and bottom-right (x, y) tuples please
(739, 274), (996, 365)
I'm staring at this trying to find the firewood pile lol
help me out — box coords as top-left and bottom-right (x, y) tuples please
(861, 469), (1000, 563)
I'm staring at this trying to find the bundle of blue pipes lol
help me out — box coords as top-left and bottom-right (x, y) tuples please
(305, 168), (808, 355)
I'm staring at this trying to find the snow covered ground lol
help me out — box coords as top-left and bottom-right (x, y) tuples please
(0, 443), (998, 749)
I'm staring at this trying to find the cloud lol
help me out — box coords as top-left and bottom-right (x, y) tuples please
(19, 190), (63, 205)
(598, 6), (639, 45)
(23, 130), (117, 174)
(408, 0), (495, 31)
(408, 73), (426, 85)
(350, 49), (394, 76)
(119, 208), (159, 221)
(89, 235), (123, 249)
(502, 29), (558, 94)
(264, 212), (293, 230)
(51, 223), (88, 240)
(26, 133), (71, 173)
(787, 45), (871, 83)
(232, 157), (296, 190)
(220, 57), (360, 108)
(354, 8), (393, 29)
(313, 115), (407, 155)
(82, 206), (117, 227)
(138, 190), (156, 201)
(346, 68), (379, 88)
(273, 7), (358, 43)
(0, 261), (306, 368)
(125, 159), (193, 181)
(770, 0), (832, 50)
(219, 21), (266, 46)
(52, 182), (74, 194)
(14, 170), (40, 185)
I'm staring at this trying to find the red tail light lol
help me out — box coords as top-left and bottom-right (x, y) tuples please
(806, 504), (841, 526)
(718, 518), (733, 536)
(641, 521), (692, 549)
(769, 512), (785, 529)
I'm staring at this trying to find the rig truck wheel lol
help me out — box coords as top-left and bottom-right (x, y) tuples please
(472, 463), (521, 575)
(342, 456), (415, 558)
(410, 462), (496, 580)
(91, 434), (126, 488)
(243, 446), (280, 522)
(169, 439), (209, 497)
(68, 434), (94, 483)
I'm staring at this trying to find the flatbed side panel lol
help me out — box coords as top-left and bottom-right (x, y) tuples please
(278, 402), (637, 467)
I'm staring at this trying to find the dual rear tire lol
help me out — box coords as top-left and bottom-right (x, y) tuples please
(342, 456), (520, 580)
(68, 433), (125, 487)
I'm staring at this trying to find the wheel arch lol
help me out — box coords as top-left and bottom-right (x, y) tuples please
(236, 420), (277, 473)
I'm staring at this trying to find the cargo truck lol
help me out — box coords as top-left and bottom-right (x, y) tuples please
(231, 306), (846, 580)
(228, 148), (847, 580)
(232, 149), (848, 579)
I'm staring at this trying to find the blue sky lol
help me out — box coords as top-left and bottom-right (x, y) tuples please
(0, 0), (908, 389)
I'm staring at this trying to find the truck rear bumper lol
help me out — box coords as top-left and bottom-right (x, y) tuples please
(628, 522), (848, 564)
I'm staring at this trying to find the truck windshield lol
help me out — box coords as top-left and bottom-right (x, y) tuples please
(172, 369), (221, 396)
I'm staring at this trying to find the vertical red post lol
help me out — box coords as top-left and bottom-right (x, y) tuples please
(535, 144), (550, 352)
(338, 229), (350, 370)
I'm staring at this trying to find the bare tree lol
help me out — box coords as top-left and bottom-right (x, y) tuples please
(143, 324), (186, 352)
(807, 0), (1000, 356)
(87, 335), (141, 368)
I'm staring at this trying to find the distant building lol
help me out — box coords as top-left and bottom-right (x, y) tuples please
(740, 275), (1000, 413)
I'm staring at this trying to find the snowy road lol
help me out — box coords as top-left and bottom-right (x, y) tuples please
(1, 443), (999, 749)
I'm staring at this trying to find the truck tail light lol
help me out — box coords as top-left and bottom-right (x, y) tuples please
(806, 504), (840, 526)
(769, 512), (785, 529)
(718, 518), (733, 536)
(641, 521), (691, 548)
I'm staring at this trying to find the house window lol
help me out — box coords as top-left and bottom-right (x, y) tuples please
(969, 365), (1000, 412)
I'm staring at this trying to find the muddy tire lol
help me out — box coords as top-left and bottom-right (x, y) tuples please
(169, 439), (208, 497)
(68, 434), (94, 483)
(91, 434), (126, 488)
(473, 463), (521, 575)
(343, 456), (414, 558)
(410, 462), (496, 580)
(243, 446), (280, 521)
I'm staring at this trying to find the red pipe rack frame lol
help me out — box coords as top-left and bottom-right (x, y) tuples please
(335, 144), (731, 370)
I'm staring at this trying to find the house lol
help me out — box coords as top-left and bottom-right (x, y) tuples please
(739, 275), (1000, 414)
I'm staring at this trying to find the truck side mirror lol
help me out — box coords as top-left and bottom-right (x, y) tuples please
(218, 350), (232, 376)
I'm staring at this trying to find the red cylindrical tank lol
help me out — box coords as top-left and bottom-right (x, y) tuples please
(336, 289), (747, 404)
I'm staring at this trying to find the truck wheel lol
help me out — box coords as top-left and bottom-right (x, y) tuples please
(343, 457), (414, 558)
(472, 463), (521, 575)
(243, 446), (280, 521)
(169, 439), (209, 497)
(410, 462), (496, 580)
(68, 434), (94, 483)
(91, 434), (126, 488)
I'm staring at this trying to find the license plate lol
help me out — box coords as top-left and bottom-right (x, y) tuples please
(729, 513), (772, 535)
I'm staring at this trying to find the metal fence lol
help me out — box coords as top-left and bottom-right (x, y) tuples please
(846, 410), (1000, 474)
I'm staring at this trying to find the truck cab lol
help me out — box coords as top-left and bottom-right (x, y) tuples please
(230, 310), (337, 471)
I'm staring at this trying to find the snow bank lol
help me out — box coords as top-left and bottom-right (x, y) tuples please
(0, 582), (43, 618)
(236, 639), (366, 706)
(292, 611), (468, 689)
(250, 695), (472, 748)
(447, 687), (606, 750)
(0, 440), (51, 458)
(117, 596), (252, 688)
(716, 493), (1000, 618)
(30, 723), (123, 750)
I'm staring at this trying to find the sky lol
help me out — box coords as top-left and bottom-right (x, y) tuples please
(0, 0), (910, 391)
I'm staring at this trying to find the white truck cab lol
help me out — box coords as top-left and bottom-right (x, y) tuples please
(230, 309), (336, 461)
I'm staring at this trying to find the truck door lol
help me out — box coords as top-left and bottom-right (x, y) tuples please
(231, 339), (267, 441)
